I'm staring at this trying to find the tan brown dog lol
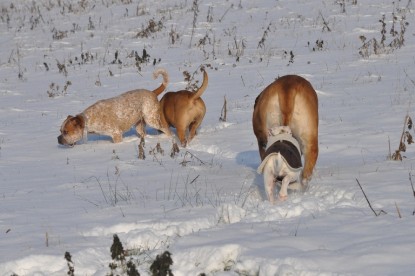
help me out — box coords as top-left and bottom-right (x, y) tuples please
(159, 69), (208, 147)
(58, 68), (172, 146)
(252, 75), (318, 190)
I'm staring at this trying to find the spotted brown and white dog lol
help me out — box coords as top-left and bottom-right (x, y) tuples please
(253, 75), (319, 194)
(58, 68), (172, 146)
(257, 126), (302, 203)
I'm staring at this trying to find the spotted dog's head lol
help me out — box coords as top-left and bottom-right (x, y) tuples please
(57, 115), (86, 146)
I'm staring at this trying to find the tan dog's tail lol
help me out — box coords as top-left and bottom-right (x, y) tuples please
(152, 68), (169, 96)
(191, 69), (208, 100)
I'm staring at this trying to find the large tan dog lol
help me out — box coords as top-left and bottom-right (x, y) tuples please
(159, 69), (208, 147)
(252, 75), (318, 189)
(58, 68), (172, 146)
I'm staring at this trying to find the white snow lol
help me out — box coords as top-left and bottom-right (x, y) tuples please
(1, 0), (415, 275)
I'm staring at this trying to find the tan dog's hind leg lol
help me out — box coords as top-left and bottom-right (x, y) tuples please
(301, 137), (319, 186)
(188, 118), (202, 143)
(176, 123), (188, 147)
(255, 129), (268, 160)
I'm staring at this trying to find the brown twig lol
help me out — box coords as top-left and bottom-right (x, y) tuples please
(356, 178), (387, 216)
(395, 202), (402, 218)
(409, 173), (415, 215)
(219, 96), (227, 122)
(180, 151), (206, 166)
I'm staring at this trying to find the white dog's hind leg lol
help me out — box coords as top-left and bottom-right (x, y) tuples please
(263, 165), (276, 204)
(278, 176), (291, 201)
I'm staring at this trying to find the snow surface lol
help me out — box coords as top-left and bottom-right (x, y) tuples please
(1, 0), (415, 275)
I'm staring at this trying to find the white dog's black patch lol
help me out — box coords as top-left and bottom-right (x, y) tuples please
(263, 140), (302, 169)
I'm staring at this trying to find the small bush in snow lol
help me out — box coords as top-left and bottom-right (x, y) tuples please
(359, 7), (409, 58)
(150, 251), (174, 276)
(64, 251), (75, 276)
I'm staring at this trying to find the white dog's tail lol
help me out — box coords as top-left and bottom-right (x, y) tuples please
(152, 68), (169, 96)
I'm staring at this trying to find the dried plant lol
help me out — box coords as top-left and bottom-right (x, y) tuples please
(189, 0), (200, 47)
(318, 11), (331, 32)
(136, 18), (164, 38)
(391, 115), (413, 161)
(149, 142), (164, 156)
(219, 96), (227, 122)
(47, 81), (72, 97)
(111, 234), (125, 262)
(149, 251), (173, 276)
(169, 26), (180, 45)
(183, 65), (210, 91)
(52, 27), (67, 40)
(56, 59), (68, 77)
(356, 179), (387, 216)
(257, 22), (272, 49)
(359, 8), (408, 58)
(138, 138), (145, 160)
(64, 252), (75, 276)
(170, 142), (180, 158)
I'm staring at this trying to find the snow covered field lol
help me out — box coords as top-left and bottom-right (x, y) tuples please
(1, 0), (415, 275)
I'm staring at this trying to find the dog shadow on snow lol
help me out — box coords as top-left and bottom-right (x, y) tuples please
(81, 127), (168, 143)
(236, 150), (268, 201)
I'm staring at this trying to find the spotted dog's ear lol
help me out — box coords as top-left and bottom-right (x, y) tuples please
(74, 115), (85, 128)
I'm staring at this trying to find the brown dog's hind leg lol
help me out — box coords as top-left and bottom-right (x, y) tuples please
(301, 139), (318, 188)
(255, 129), (268, 160)
(176, 126), (187, 147)
(188, 118), (202, 144)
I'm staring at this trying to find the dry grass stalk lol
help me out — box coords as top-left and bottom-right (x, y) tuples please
(138, 138), (145, 160)
(391, 115), (413, 161)
(219, 96), (227, 122)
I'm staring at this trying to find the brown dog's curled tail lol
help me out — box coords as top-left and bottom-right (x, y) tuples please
(191, 69), (208, 100)
(152, 68), (169, 96)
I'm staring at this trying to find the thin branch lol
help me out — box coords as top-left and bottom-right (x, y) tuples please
(356, 178), (387, 216)
(181, 151), (206, 166)
(409, 173), (415, 215)
(409, 173), (415, 198)
(190, 175), (200, 184)
(395, 202), (402, 218)
(219, 4), (233, 22)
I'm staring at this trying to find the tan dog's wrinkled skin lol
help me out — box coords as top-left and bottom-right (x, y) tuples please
(252, 75), (319, 189)
(58, 69), (171, 146)
(159, 69), (208, 147)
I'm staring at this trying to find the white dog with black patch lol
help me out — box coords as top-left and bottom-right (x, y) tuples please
(257, 125), (302, 203)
